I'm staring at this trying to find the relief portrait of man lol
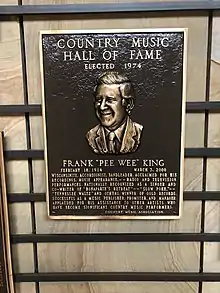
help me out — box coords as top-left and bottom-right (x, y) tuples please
(86, 71), (144, 155)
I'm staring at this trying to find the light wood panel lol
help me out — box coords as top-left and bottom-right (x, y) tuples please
(208, 114), (220, 147)
(9, 203), (32, 234)
(38, 282), (199, 293)
(211, 12), (220, 64)
(206, 159), (220, 233)
(185, 114), (204, 147)
(37, 242), (199, 272)
(183, 159), (203, 191)
(12, 243), (34, 273)
(205, 158), (220, 234)
(204, 159), (220, 276)
(15, 283), (36, 293)
(5, 161), (29, 193)
(32, 160), (45, 193)
(204, 242), (220, 273)
(210, 60), (220, 100)
(203, 282), (220, 293)
(0, 4), (23, 105)
(0, 117), (27, 150)
(210, 12), (220, 101)
(30, 116), (44, 149)
(0, 0), (18, 5)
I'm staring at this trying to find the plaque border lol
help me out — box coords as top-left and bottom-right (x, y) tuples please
(39, 28), (188, 220)
(0, 132), (15, 292)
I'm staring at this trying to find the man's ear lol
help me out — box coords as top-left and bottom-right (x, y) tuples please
(122, 99), (127, 107)
(122, 98), (134, 115)
(119, 83), (135, 114)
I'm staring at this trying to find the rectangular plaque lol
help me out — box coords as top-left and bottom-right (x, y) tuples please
(0, 132), (14, 292)
(40, 29), (187, 219)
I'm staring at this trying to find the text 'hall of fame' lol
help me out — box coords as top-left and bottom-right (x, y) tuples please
(40, 29), (187, 219)
(57, 35), (170, 70)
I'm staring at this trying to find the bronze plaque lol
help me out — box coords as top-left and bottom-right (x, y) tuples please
(0, 133), (14, 292)
(40, 29), (187, 219)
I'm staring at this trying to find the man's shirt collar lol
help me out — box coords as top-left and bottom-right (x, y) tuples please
(104, 118), (127, 142)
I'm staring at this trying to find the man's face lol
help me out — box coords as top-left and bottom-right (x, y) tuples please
(95, 84), (127, 131)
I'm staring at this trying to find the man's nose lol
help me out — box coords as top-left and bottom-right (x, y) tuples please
(100, 98), (107, 110)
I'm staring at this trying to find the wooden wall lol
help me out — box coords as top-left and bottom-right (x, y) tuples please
(0, 1), (220, 292)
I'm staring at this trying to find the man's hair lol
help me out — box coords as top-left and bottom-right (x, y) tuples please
(94, 71), (135, 114)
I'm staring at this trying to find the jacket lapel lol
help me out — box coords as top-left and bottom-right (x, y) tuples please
(120, 117), (137, 153)
(95, 126), (108, 154)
